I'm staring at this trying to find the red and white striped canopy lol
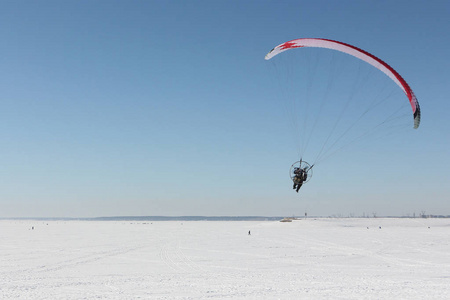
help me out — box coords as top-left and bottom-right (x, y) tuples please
(265, 38), (420, 128)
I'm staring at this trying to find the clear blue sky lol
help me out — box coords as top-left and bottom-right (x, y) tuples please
(0, 0), (448, 218)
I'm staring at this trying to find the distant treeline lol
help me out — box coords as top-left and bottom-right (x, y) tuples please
(1, 216), (285, 221)
(91, 216), (284, 221)
(3, 215), (450, 221)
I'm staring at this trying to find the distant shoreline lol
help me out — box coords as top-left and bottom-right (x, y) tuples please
(1, 215), (449, 221)
(0, 216), (283, 221)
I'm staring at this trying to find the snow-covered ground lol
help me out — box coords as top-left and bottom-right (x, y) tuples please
(1, 218), (449, 299)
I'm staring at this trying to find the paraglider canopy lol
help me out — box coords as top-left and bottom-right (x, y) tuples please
(265, 38), (421, 129)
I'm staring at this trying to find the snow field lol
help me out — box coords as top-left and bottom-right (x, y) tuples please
(1, 218), (449, 299)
